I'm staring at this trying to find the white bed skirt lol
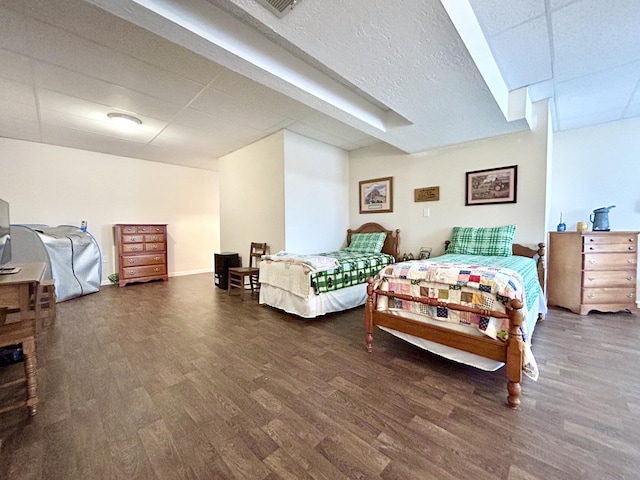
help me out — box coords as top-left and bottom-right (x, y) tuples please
(378, 294), (547, 371)
(259, 283), (368, 318)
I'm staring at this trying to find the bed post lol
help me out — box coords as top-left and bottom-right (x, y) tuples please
(364, 278), (375, 352)
(536, 242), (546, 293)
(506, 299), (524, 408)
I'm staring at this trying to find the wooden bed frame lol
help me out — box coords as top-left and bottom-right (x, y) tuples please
(347, 222), (401, 261)
(364, 242), (545, 408)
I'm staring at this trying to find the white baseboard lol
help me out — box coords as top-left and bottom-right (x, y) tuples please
(100, 269), (214, 286)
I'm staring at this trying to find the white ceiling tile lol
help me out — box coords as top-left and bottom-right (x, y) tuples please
(489, 16), (552, 89)
(190, 88), (291, 130)
(469, 0), (546, 37)
(32, 63), (186, 122)
(552, 0), (640, 82)
(0, 76), (37, 106)
(0, 49), (33, 84)
(301, 112), (375, 143)
(4, 0), (224, 86)
(209, 69), (319, 119)
(554, 62), (640, 123)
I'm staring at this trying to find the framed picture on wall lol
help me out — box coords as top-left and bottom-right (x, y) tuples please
(359, 177), (393, 213)
(465, 165), (517, 206)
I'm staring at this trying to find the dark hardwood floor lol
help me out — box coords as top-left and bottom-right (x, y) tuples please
(1, 274), (639, 479)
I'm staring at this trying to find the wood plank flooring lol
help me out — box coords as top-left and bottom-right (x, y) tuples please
(1, 274), (639, 479)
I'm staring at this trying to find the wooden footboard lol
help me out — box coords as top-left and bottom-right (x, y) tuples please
(364, 279), (525, 408)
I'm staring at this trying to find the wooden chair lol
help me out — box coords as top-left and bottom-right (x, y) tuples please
(38, 278), (56, 327)
(227, 242), (267, 300)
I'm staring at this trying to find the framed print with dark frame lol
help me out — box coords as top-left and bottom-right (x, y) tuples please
(465, 165), (517, 206)
(359, 176), (393, 214)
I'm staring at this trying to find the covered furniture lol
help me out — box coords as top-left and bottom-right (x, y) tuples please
(259, 223), (399, 318)
(228, 242), (267, 300)
(10, 225), (101, 302)
(364, 225), (546, 408)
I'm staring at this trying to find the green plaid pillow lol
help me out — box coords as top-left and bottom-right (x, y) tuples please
(448, 225), (515, 256)
(345, 232), (387, 253)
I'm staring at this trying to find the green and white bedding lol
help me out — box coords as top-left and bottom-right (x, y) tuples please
(260, 250), (395, 299)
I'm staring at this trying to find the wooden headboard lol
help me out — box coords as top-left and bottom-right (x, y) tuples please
(347, 223), (401, 261)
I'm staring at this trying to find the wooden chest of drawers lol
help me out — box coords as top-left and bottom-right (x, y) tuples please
(115, 224), (168, 288)
(548, 231), (638, 315)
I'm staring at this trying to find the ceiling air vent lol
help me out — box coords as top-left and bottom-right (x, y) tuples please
(255, 0), (299, 18)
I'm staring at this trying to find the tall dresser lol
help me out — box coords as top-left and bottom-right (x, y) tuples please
(115, 224), (168, 288)
(548, 231), (638, 315)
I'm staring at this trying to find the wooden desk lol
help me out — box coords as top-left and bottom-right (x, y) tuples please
(0, 262), (46, 415)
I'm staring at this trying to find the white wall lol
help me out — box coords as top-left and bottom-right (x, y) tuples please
(550, 116), (640, 233)
(283, 130), (349, 252)
(219, 129), (350, 262)
(349, 101), (550, 258)
(0, 138), (219, 282)
(551, 117), (640, 302)
(219, 131), (285, 263)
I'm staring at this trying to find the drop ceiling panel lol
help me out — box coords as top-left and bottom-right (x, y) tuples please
(22, 21), (207, 106)
(32, 63), (187, 122)
(208, 69), (319, 120)
(8, 0), (224, 85)
(0, 49), (33, 84)
(554, 61), (640, 129)
(469, 0), (545, 36)
(189, 88), (291, 131)
(300, 112), (378, 144)
(552, 0), (640, 83)
(486, 17), (552, 89)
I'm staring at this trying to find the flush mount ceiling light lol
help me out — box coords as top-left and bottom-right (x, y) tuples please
(107, 112), (142, 127)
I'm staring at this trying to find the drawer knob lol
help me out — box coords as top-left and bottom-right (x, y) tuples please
(629, 246), (635, 251)
(628, 276), (634, 281)
(587, 293), (595, 298)
(589, 259), (596, 264)
(127, 259), (135, 264)
(154, 267), (160, 272)
(131, 246), (139, 251)
(587, 277), (595, 281)
(589, 238), (594, 242)
(627, 293), (634, 298)
(628, 259), (636, 264)
(151, 245), (157, 250)
(589, 246), (594, 250)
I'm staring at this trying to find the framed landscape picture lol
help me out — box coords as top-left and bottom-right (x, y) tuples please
(359, 177), (393, 213)
(465, 165), (517, 206)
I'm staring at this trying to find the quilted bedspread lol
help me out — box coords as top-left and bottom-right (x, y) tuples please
(375, 254), (541, 379)
(260, 250), (395, 298)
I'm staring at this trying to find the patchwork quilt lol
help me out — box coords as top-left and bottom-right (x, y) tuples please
(375, 254), (542, 379)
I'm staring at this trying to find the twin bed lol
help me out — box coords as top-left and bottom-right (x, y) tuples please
(259, 223), (400, 318)
(260, 223), (546, 407)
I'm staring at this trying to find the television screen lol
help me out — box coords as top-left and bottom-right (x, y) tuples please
(0, 198), (11, 266)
